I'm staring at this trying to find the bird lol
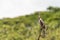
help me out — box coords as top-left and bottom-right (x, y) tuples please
(38, 15), (46, 40)
(38, 16), (45, 30)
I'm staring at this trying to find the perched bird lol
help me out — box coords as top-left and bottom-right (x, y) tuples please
(38, 16), (45, 30)
(38, 16), (46, 40)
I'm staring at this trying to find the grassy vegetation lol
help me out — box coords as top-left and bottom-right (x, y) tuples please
(0, 7), (60, 40)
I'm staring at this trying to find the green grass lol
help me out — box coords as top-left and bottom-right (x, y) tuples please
(0, 9), (60, 40)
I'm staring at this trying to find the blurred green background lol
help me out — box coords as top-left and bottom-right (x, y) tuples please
(0, 6), (60, 40)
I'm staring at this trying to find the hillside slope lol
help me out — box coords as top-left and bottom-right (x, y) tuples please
(0, 9), (60, 40)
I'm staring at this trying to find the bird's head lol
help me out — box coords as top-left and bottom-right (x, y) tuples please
(38, 16), (41, 20)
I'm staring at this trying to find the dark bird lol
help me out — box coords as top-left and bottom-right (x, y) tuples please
(39, 16), (45, 30)
(38, 16), (46, 40)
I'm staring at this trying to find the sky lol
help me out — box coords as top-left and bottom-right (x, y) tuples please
(0, 0), (60, 19)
